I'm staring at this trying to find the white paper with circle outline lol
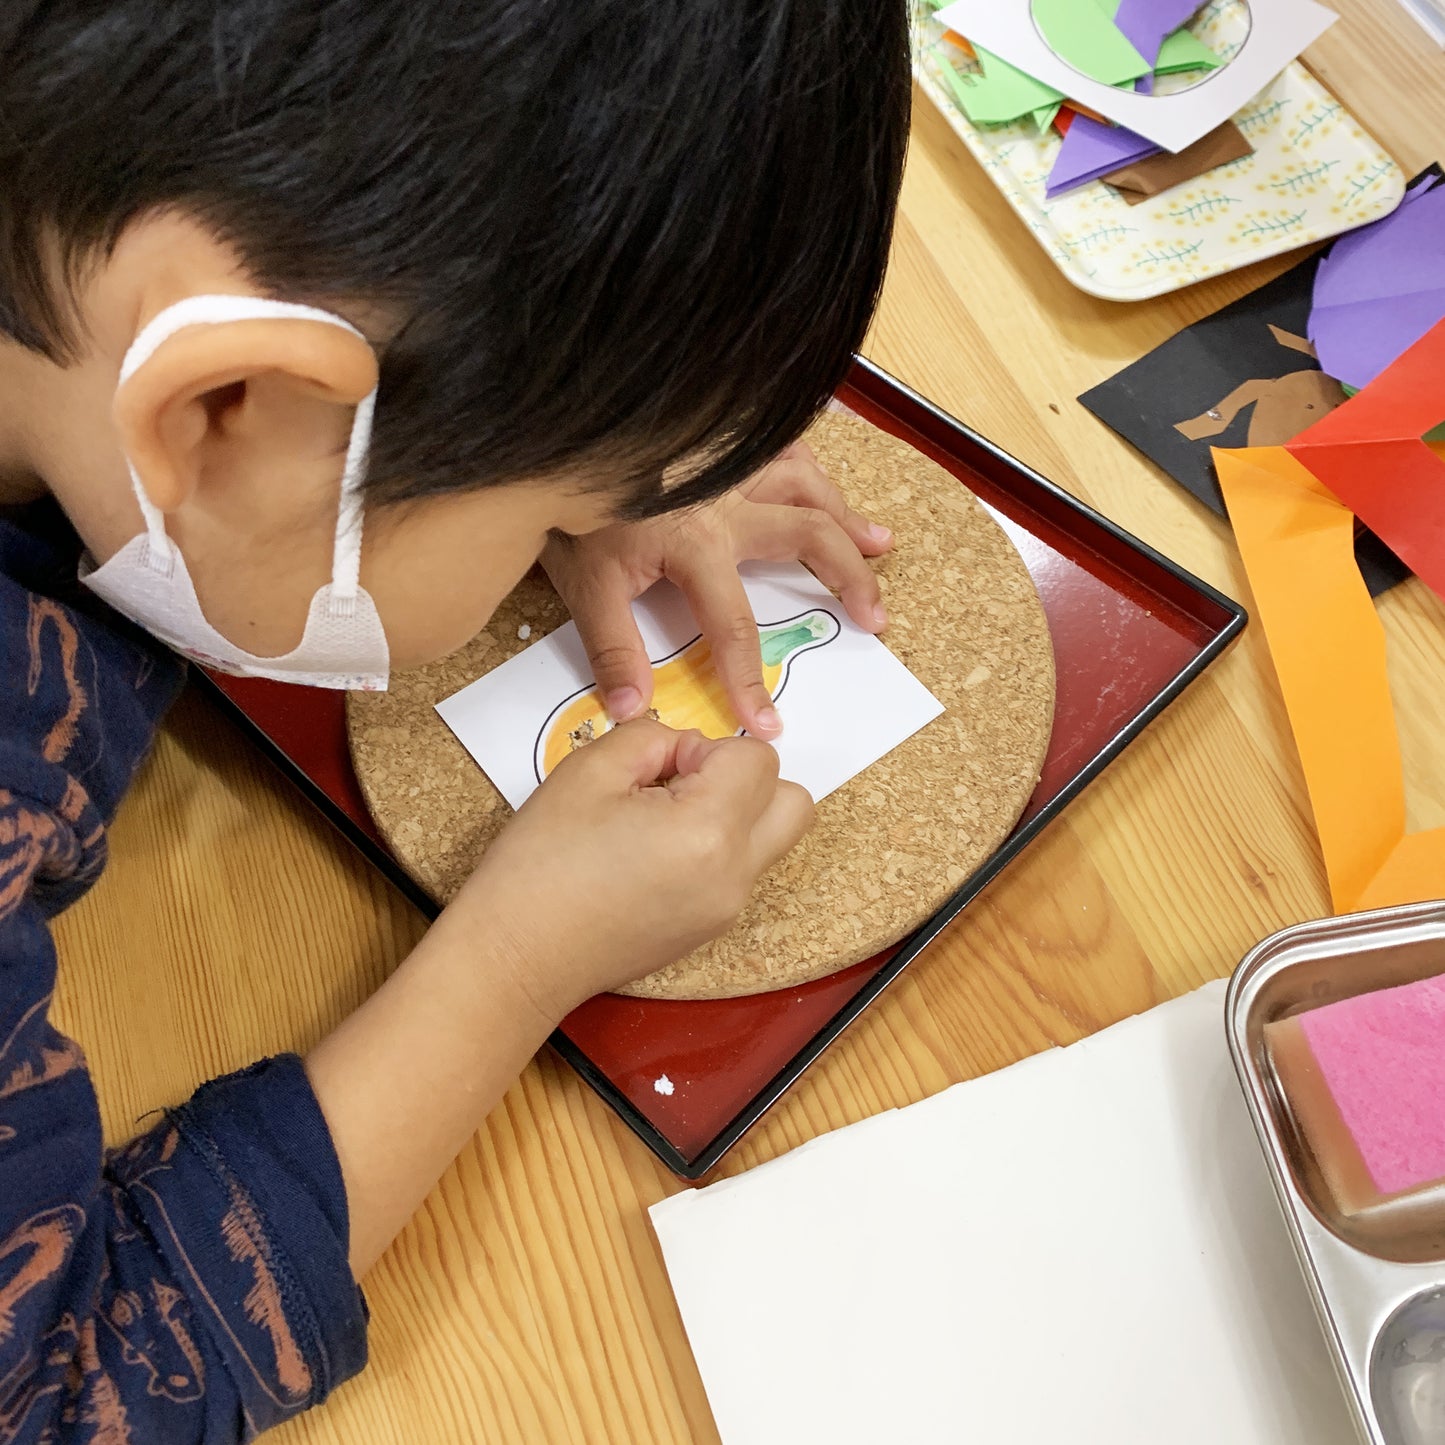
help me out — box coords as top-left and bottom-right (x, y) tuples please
(935, 0), (1338, 151)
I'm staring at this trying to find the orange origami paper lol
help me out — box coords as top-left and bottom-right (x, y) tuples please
(1214, 444), (1445, 913)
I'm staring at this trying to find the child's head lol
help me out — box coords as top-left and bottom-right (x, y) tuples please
(0, 1), (909, 668)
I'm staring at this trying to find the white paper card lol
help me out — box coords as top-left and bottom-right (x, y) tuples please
(435, 562), (944, 810)
(935, 0), (1338, 153)
(650, 983), (1356, 1445)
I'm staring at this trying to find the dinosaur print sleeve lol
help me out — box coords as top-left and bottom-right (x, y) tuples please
(0, 512), (367, 1442)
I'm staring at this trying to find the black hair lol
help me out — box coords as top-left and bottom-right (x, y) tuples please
(0, 1), (910, 517)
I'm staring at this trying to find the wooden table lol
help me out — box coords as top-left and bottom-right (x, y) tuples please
(52, 5), (1445, 1440)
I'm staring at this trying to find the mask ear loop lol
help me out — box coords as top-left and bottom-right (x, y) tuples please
(119, 458), (178, 574)
(115, 295), (375, 581)
(326, 387), (378, 616)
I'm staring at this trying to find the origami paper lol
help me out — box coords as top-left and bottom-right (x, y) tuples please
(935, 0), (1337, 152)
(1046, 113), (1160, 198)
(1053, 100), (1109, 130)
(935, 45), (1063, 126)
(1038, 1), (1217, 164)
(1033, 0), (1152, 85)
(1112, 0), (1205, 67)
(1076, 178), (1445, 599)
(1153, 26), (1223, 73)
(1101, 119), (1252, 203)
(1287, 318), (1445, 603)
(1214, 444), (1445, 913)
(1308, 173), (1445, 390)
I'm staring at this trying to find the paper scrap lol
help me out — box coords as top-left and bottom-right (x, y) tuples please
(1032, 100), (1062, 131)
(935, 0), (1338, 152)
(1102, 118), (1252, 202)
(1286, 318), (1445, 605)
(1075, 222), (1425, 598)
(1113, 0), (1207, 68)
(935, 43), (1063, 126)
(435, 562), (945, 811)
(650, 983), (1355, 1445)
(1047, 113), (1159, 198)
(1032, 0), (1152, 86)
(1153, 24), (1223, 73)
(1309, 172), (1445, 390)
(1215, 442), (1445, 913)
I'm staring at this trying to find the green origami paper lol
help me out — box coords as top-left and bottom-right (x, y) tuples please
(936, 46), (1063, 126)
(1032, 0), (1152, 87)
(1153, 26), (1222, 75)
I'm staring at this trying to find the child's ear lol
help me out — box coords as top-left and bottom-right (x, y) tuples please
(112, 313), (379, 513)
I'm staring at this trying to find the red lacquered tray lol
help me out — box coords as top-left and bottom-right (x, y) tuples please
(200, 357), (1245, 1178)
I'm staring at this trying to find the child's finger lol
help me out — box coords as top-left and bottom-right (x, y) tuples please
(567, 575), (655, 722)
(669, 558), (780, 740)
(735, 503), (887, 634)
(567, 716), (685, 790)
(748, 453), (892, 557)
(749, 779), (815, 871)
(667, 732), (781, 819)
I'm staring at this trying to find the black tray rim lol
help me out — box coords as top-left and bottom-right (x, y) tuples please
(196, 353), (1247, 1182)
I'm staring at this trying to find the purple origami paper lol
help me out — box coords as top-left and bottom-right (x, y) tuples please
(1309, 174), (1445, 391)
(1045, 113), (1159, 198)
(1044, 1), (1205, 196)
(1114, 0), (1203, 67)
(1118, 0), (1202, 94)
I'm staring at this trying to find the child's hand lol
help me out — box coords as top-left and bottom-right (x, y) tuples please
(309, 718), (810, 1272)
(541, 442), (893, 741)
(451, 718), (813, 1016)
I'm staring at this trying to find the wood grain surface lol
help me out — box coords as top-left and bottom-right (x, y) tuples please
(48, 4), (1445, 1440)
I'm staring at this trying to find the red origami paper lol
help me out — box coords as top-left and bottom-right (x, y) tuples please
(1286, 319), (1445, 604)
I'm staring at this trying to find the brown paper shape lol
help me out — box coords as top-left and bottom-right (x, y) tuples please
(1174, 368), (1346, 446)
(1103, 121), (1253, 205)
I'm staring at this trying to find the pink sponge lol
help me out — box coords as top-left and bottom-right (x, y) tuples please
(1266, 972), (1445, 1214)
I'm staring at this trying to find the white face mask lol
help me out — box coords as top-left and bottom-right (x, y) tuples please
(79, 294), (391, 691)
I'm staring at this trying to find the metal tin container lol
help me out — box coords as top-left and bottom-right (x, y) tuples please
(1228, 901), (1445, 1445)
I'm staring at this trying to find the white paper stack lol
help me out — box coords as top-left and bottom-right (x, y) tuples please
(650, 983), (1357, 1445)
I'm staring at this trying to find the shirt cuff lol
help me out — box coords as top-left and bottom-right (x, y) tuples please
(112, 1054), (368, 1435)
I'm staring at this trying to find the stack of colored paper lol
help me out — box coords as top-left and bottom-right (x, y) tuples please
(926, 0), (1338, 201)
(1208, 170), (1445, 914)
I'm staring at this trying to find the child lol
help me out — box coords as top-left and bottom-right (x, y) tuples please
(0, 1), (909, 1439)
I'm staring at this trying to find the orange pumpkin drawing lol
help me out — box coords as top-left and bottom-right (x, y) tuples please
(533, 609), (840, 783)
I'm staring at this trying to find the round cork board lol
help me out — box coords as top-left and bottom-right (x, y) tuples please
(347, 411), (1055, 999)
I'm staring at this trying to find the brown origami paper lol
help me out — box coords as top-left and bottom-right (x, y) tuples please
(1103, 120), (1253, 205)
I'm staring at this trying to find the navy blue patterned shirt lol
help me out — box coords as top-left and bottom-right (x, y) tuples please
(0, 505), (367, 1442)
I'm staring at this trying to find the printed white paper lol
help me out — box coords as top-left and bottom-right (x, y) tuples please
(435, 562), (944, 810)
(935, 0), (1338, 152)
